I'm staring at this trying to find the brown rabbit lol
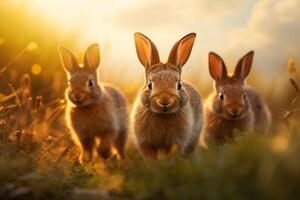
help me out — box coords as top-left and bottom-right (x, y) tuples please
(200, 51), (272, 147)
(132, 33), (203, 160)
(59, 44), (128, 163)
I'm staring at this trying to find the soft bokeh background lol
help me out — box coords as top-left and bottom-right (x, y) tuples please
(0, 0), (299, 116)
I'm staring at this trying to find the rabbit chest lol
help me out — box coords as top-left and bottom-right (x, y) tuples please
(205, 109), (254, 142)
(67, 103), (119, 138)
(134, 105), (193, 148)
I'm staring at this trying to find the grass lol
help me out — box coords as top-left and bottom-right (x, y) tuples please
(1, 129), (300, 200)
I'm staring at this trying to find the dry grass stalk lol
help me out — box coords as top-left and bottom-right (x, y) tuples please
(54, 144), (71, 166)
(45, 135), (66, 153)
(8, 84), (22, 109)
(35, 96), (43, 111)
(281, 60), (300, 132)
(16, 129), (22, 150)
(0, 105), (18, 118)
(289, 78), (300, 93)
(288, 58), (296, 78)
(0, 42), (38, 77)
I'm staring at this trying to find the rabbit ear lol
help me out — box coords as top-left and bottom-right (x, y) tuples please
(168, 33), (196, 68)
(208, 52), (227, 80)
(59, 47), (80, 72)
(234, 51), (254, 81)
(84, 43), (100, 70)
(134, 32), (160, 68)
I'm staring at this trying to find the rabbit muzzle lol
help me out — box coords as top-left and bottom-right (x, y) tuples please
(151, 93), (179, 113)
(69, 90), (86, 106)
(225, 104), (244, 119)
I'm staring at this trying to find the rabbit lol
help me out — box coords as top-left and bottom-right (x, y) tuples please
(131, 32), (203, 160)
(59, 43), (128, 163)
(200, 51), (272, 147)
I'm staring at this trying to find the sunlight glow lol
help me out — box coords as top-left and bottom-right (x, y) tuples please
(26, 42), (38, 52)
(0, 38), (5, 45)
(27, 0), (135, 35)
(271, 135), (289, 153)
(28, 0), (88, 32)
(31, 64), (42, 75)
(27, 0), (128, 48)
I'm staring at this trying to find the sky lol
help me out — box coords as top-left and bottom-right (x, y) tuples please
(24, 0), (300, 81)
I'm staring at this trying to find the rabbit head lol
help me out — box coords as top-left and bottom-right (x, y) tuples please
(59, 44), (102, 106)
(134, 32), (196, 114)
(208, 51), (254, 120)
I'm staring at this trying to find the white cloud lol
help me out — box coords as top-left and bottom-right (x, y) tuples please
(223, 0), (300, 73)
(112, 0), (252, 31)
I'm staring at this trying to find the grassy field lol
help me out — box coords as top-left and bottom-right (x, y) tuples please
(1, 119), (300, 200)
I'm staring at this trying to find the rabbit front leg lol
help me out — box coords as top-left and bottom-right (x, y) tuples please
(139, 144), (158, 160)
(114, 129), (127, 159)
(97, 133), (114, 160)
(183, 138), (199, 155)
(78, 136), (95, 164)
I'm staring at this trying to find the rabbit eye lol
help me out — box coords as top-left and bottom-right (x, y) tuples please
(88, 79), (94, 87)
(147, 80), (152, 90)
(177, 81), (182, 90)
(219, 91), (224, 101)
(243, 93), (247, 99)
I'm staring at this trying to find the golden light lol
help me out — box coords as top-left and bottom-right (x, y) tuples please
(27, 0), (138, 39)
(28, 0), (85, 30)
(26, 42), (38, 52)
(0, 38), (5, 45)
(27, 0), (117, 36)
(25, 0), (145, 81)
(31, 64), (42, 75)
(271, 135), (289, 153)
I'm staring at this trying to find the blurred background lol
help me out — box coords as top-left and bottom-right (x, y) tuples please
(0, 0), (299, 117)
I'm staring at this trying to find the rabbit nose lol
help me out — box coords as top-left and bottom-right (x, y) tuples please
(230, 107), (242, 116)
(157, 99), (174, 108)
(73, 93), (83, 101)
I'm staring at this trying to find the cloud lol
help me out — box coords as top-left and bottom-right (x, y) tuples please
(112, 0), (252, 32)
(223, 0), (300, 73)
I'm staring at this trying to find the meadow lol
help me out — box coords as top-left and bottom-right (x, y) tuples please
(1, 2), (300, 200)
